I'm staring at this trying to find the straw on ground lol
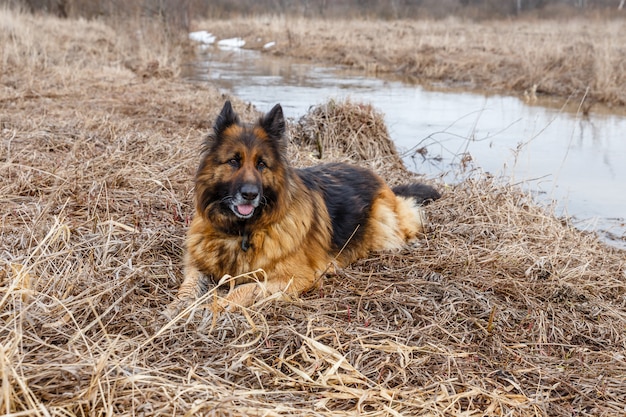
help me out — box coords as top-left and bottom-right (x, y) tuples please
(1, 8), (625, 416)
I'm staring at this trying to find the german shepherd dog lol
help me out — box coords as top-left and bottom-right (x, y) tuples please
(171, 101), (440, 311)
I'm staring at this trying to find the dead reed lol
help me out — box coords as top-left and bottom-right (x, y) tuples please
(1, 9), (626, 416)
(292, 98), (406, 173)
(198, 16), (626, 108)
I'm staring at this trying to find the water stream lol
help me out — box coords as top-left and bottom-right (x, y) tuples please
(184, 45), (626, 249)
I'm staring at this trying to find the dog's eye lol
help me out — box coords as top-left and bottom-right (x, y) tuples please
(257, 160), (267, 171)
(227, 158), (240, 168)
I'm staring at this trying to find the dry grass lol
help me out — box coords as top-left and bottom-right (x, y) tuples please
(2, 9), (626, 416)
(199, 16), (626, 108)
(0, 7), (186, 88)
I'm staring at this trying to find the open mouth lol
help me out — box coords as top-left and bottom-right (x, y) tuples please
(234, 203), (255, 218)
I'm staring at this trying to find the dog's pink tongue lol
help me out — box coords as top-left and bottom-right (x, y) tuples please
(237, 204), (254, 216)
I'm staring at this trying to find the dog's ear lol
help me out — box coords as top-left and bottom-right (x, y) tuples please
(260, 104), (285, 139)
(214, 101), (239, 136)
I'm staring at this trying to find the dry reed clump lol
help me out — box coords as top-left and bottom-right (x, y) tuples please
(291, 98), (406, 174)
(2, 9), (626, 417)
(200, 16), (626, 108)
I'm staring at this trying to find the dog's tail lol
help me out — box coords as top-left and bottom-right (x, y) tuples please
(392, 183), (441, 206)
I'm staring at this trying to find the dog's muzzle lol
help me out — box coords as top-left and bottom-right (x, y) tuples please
(231, 184), (260, 219)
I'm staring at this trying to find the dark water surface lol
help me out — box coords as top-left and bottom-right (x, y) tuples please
(184, 46), (626, 249)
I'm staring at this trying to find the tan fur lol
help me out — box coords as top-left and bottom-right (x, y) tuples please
(170, 179), (425, 313)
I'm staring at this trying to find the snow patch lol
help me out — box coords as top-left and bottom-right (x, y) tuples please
(189, 31), (216, 45)
(217, 37), (246, 51)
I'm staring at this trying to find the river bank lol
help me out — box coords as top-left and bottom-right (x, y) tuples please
(2, 9), (625, 416)
(198, 16), (626, 109)
(184, 44), (626, 247)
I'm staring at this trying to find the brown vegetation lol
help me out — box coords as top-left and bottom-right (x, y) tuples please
(200, 16), (626, 107)
(21, 0), (626, 20)
(2, 9), (626, 416)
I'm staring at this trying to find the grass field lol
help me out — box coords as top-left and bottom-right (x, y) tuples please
(199, 16), (626, 108)
(1, 9), (626, 416)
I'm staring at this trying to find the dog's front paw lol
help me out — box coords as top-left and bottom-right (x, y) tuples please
(162, 298), (192, 320)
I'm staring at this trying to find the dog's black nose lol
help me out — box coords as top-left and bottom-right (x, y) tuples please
(240, 184), (259, 201)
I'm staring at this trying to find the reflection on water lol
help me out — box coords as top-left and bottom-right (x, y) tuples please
(184, 47), (626, 249)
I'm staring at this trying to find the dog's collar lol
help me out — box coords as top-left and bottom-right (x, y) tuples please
(216, 224), (251, 252)
(241, 231), (251, 252)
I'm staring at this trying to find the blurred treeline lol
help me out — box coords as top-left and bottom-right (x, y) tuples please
(3, 0), (625, 24)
